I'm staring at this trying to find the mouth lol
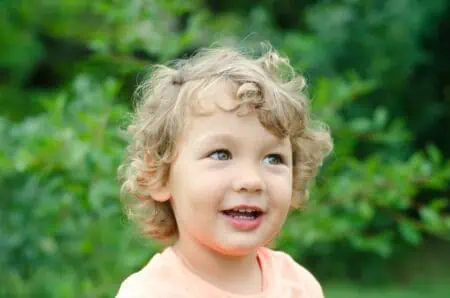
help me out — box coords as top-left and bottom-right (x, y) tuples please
(221, 207), (264, 220)
(220, 206), (265, 230)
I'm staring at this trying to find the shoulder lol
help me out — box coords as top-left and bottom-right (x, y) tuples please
(115, 249), (178, 298)
(263, 248), (324, 298)
(116, 271), (155, 298)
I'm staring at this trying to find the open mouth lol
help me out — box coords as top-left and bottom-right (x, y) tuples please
(221, 207), (264, 230)
(221, 208), (264, 220)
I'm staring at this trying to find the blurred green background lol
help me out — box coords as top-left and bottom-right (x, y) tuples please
(1, 0), (450, 297)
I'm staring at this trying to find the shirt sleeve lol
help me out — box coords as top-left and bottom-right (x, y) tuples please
(271, 250), (325, 298)
(115, 273), (155, 298)
(291, 261), (324, 298)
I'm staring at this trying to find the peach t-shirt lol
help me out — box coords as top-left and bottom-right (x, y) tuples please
(116, 247), (324, 298)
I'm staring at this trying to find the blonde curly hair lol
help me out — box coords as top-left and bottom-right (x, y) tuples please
(119, 45), (333, 240)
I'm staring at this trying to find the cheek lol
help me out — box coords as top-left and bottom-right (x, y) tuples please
(268, 174), (293, 206)
(176, 173), (226, 210)
(191, 166), (229, 193)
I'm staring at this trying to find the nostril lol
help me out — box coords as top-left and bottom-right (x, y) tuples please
(232, 167), (265, 193)
(239, 184), (263, 193)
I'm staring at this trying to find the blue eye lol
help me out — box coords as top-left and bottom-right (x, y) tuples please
(209, 149), (232, 161)
(264, 154), (284, 165)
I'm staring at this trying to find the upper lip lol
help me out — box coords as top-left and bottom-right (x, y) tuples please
(221, 205), (265, 213)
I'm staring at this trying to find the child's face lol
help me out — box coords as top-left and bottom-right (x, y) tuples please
(165, 84), (293, 256)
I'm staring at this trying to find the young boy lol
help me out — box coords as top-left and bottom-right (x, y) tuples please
(117, 45), (332, 297)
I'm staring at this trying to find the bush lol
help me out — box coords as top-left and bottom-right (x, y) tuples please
(278, 73), (450, 280)
(0, 76), (159, 297)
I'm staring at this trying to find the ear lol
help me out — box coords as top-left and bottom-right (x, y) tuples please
(142, 153), (172, 202)
(150, 185), (171, 202)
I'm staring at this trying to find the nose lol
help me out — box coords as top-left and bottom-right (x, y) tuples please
(232, 162), (264, 193)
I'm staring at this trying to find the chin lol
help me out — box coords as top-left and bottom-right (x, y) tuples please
(212, 241), (266, 257)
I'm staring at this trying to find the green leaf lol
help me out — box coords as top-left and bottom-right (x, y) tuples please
(398, 219), (422, 245)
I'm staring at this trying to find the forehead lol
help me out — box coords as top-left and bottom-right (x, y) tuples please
(176, 78), (293, 142)
(182, 109), (291, 150)
(179, 84), (288, 145)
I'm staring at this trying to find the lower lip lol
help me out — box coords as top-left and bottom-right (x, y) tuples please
(221, 212), (264, 231)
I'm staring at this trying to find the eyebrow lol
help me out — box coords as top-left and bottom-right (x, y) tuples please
(195, 132), (288, 148)
(195, 133), (235, 146)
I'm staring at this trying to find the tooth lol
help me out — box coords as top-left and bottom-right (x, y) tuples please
(232, 208), (259, 213)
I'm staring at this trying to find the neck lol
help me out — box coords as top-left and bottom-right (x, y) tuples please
(172, 236), (263, 295)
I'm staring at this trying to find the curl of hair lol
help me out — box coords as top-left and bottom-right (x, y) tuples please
(118, 44), (333, 240)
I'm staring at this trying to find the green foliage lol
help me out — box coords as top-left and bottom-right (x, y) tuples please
(1, 0), (450, 296)
(325, 281), (450, 298)
(278, 73), (450, 279)
(0, 76), (159, 297)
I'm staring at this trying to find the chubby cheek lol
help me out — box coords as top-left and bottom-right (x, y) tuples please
(268, 176), (292, 213)
(193, 168), (228, 197)
(269, 169), (292, 195)
(184, 177), (225, 212)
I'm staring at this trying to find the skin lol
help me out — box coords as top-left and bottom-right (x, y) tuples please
(151, 82), (293, 294)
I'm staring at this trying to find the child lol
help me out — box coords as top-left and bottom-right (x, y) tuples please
(116, 44), (333, 297)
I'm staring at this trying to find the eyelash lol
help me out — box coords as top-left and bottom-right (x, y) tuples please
(208, 149), (232, 161)
(265, 153), (285, 165)
(207, 149), (285, 165)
